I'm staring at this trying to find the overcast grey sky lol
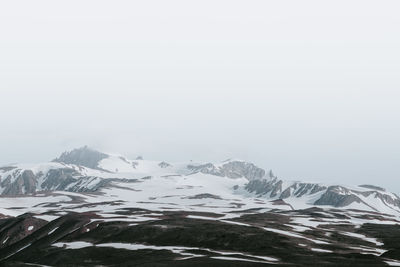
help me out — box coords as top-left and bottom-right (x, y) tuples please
(0, 1), (399, 191)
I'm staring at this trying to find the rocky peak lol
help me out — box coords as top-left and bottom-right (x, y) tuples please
(245, 177), (327, 199)
(53, 146), (108, 169)
(188, 160), (266, 180)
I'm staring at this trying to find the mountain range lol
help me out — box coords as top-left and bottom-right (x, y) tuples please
(0, 146), (400, 266)
(1, 146), (399, 215)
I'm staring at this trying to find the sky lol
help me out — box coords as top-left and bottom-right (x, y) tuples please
(0, 1), (400, 191)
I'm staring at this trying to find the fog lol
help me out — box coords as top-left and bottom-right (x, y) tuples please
(1, 1), (400, 191)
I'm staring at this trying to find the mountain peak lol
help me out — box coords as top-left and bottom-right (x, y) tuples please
(52, 146), (109, 169)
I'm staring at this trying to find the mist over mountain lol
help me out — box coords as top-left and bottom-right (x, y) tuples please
(2, 0), (400, 265)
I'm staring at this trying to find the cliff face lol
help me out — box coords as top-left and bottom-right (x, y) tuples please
(188, 160), (265, 180)
(245, 177), (400, 212)
(0, 170), (37, 195)
(53, 146), (108, 170)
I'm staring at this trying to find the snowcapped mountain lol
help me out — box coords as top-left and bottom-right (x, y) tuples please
(245, 176), (400, 215)
(1, 147), (400, 266)
(1, 146), (399, 216)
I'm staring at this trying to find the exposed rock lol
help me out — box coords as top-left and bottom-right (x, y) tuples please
(188, 161), (265, 180)
(186, 193), (222, 200)
(0, 167), (109, 196)
(131, 161), (139, 169)
(53, 146), (108, 169)
(245, 177), (400, 210)
(280, 186), (292, 199)
(245, 178), (281, 196)
(314, 186), (364, 208)
(1, 170), (37, 195)
(245, 178), (327, 200)
(41, 168), (80, 191)
(158, 162), (171, 168)
(0, 213), (47, 249)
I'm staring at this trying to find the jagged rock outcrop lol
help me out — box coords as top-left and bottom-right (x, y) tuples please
(53, 146), (108, 169)
(0, 165), (106, 196)
(41, 168), (80, 191)
(245, 177), (400, 212)
(0, 170), (37, 195)
(314, 186), (400, 210)
(245, 178), (283, 197)
(188, 160), (266, 180)
(314, 186), (363, 208)
(245, 178), (327, 199)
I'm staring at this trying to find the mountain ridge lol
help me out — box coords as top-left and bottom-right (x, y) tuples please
(0, 146), (399, 216)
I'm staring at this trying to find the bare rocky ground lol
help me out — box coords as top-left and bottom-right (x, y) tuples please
(0, 207), (399, 266)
